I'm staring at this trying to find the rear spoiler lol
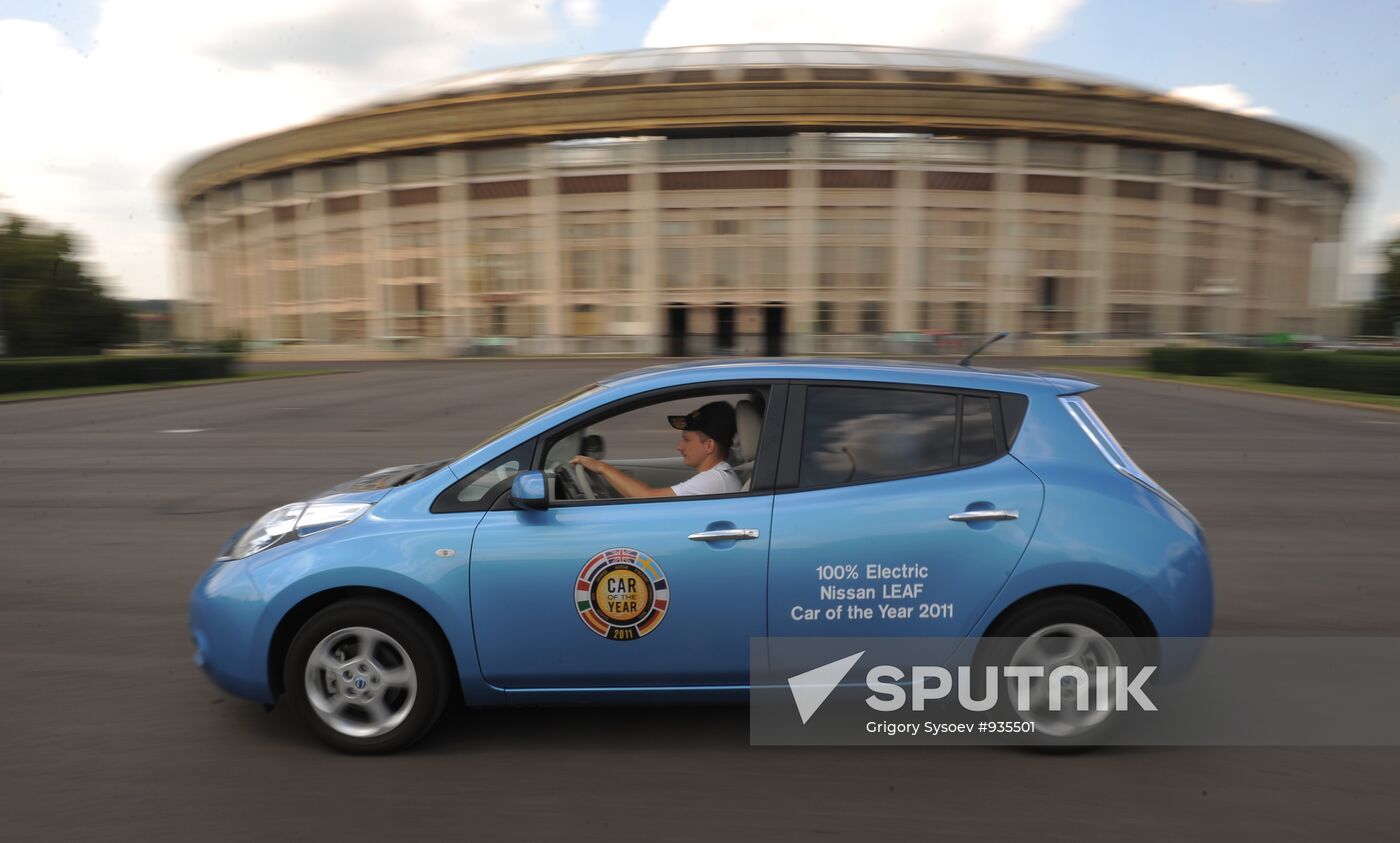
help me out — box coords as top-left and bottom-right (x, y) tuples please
(1035, 374), (1101, 396)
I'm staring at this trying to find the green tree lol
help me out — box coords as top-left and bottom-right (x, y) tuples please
(1359, 236), (1400, 337)
(0, 214), (136, 356)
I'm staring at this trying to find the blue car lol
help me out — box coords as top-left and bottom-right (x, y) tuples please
(189, 359), (1212, 752)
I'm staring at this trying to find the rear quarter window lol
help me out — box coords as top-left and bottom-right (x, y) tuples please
(959, 395), (998, 465)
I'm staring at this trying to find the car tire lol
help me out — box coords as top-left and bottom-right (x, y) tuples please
(978, 595), (1145, 750)
(283, 599), (451, 754)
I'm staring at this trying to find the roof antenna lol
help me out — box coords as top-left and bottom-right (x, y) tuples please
(958, 332), (1008, 367)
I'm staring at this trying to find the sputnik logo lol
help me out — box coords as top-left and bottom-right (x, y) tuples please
(787, 651), (865, 724)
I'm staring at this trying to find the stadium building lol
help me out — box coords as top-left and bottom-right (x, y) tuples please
(170, 43), (1357, 356)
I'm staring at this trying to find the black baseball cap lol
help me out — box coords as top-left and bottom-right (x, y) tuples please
(667, 401), (736, 451)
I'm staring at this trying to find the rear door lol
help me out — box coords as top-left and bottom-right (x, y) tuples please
(767, 383), (1043, 662)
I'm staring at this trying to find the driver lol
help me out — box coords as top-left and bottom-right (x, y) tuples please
(570, 401), (741, 498)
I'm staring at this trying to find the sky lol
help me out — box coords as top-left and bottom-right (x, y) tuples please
(1, 0), (1397, 302)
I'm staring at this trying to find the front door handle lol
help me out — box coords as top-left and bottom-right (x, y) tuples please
(948, 510), (1019, 523)
(688, 528), (761, 542)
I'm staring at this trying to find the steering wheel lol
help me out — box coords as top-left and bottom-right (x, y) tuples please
(573, 463), (597, 500)
(551, 461), (598, 501)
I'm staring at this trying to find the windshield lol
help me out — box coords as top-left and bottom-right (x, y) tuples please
(458, 382), (605, 458)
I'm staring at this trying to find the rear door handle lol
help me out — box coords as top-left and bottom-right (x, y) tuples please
(688, 528), (761, 541)
(948, 510), (1019, 523)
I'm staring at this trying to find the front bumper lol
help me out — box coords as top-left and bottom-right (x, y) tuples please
(189, 560), (275, 704)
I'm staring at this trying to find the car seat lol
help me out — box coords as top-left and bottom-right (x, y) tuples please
(733, 399), (763, 491)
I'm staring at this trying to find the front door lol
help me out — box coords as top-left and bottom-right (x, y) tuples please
(470, 494), (773, 689)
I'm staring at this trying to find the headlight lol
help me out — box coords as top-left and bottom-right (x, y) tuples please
(221, 501), (371, 561)
(295, 501), (372, 536)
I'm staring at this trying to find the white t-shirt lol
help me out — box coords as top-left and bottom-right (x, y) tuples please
(670, 461), (741, 497)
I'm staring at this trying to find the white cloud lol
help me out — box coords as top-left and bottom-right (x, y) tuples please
(564, 0), (600, 27)
(1384, 210), (1400, 232)
(1167, 83), (1276, 117)
(643, 0), (1083, 56)
(0, 1), (575, 299)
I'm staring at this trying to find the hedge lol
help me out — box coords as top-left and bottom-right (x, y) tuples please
(1145, 347), (1263, 376)
(1145, 347), (1400, 395)
(0, 355), (238, 394)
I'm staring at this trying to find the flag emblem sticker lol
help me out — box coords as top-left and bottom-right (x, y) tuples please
(575, 548), (669, 641)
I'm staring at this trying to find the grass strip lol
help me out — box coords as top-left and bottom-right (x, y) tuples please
(0, 369), (345, 403)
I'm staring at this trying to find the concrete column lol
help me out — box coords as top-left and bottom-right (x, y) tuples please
(438, 149), (470, 352)
(240, 208), (259, 340)
(891, 137), (922, 333)
(1156, 150), (1194, 334)
(298, 187), (327, 343)
(1233, 161), (1260, 333)
(244, 211), (269, 343)
(631, 139), (662, 355)
(530, 144), (563, 352)
(1217, 173), (1252, 336)
(789, 133), (821, 353)
(359, 160), (390, 346)
(989, 137), (1027, 338)
(1081, 144), (1114, 336)
(1309, 191), (1345, 315)
(195, 205), (216, 341)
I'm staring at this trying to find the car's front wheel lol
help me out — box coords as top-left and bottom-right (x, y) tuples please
(283, 599), (450, 754)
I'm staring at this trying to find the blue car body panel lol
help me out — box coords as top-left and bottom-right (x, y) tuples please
(189, 359), (1213, 705)
(471, 495), (773, 689)
(766, 455), (1045, 672)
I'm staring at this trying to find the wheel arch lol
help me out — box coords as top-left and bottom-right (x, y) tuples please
(983, 584), (1158, 641)
(267, 586), (456, 699)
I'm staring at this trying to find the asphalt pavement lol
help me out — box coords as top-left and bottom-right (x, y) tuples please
(2, 359), (1398, 840)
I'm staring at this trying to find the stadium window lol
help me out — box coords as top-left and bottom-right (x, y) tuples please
(859, 301), (884, 334)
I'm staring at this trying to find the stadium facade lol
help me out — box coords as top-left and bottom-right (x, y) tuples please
(170, 44), (1358, 356)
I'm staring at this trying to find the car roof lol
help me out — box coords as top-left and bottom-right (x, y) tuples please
(598, 358), (1095, 396)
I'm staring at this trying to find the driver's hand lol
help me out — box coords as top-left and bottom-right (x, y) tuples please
(569, 455), (603, 473)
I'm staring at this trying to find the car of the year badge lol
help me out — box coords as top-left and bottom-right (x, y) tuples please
(189, 358), (1213, 753)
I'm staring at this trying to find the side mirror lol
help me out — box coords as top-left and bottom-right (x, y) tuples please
(511, 470), (549, 511)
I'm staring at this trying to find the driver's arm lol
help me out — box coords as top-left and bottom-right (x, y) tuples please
(570, 455), (676, 499)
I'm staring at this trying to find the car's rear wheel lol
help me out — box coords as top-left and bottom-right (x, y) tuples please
(980, 595), (1145, 749)
(284, 599), (450, 754)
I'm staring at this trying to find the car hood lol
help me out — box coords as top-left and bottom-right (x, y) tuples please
(314, 459), (452, 501)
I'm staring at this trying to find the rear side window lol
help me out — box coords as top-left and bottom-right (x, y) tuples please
(799, 387), (957, 487)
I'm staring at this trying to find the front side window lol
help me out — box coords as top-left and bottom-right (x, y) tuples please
(455, 383), (604, 458)
(433, 441), (534, 513)
(542, 388), (770, 503)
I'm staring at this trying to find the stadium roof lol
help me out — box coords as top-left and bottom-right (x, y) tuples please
(173, 42), (1357, 202)
(365, 43), (1150, 108)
